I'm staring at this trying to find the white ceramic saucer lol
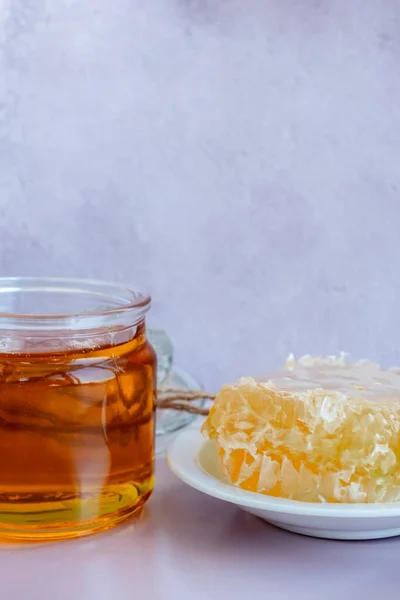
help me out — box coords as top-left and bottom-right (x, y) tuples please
(167, 425), (400, 540)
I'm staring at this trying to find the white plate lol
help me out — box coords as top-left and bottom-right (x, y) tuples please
(167, 425), (400, 540)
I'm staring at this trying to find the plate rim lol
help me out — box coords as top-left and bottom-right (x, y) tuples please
(166, 425), (400, 518)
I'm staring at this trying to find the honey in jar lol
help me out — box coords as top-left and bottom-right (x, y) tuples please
(0, 278), (156, 540)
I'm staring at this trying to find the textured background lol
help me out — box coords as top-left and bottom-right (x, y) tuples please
(1, 1), (400, 389)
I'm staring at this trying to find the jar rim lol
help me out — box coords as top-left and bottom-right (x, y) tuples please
(0, 277), (151, 322)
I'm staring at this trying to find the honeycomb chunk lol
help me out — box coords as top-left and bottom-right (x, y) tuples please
(201, 355), (400, 503)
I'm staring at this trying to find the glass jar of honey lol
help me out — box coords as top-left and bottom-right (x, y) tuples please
(0, 278), (156, 540)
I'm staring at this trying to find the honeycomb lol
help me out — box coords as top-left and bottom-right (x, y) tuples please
(201, 355), (400, 503)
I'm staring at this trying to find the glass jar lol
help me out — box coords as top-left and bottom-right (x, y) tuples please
(0, 277), (156, 541)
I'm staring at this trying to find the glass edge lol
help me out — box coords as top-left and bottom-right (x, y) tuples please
(0, 276), (151, 321)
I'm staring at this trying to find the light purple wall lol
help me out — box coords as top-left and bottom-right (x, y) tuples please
(1, 1), (400, 389)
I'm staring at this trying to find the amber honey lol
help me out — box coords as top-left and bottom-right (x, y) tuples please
(0, 278), (156, 541)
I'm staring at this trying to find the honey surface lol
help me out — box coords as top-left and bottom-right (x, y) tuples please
(0, 324), (155, 539)
(202, 355), (400, 503)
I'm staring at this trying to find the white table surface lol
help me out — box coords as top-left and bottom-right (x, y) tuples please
(1, 455), (400, 600)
